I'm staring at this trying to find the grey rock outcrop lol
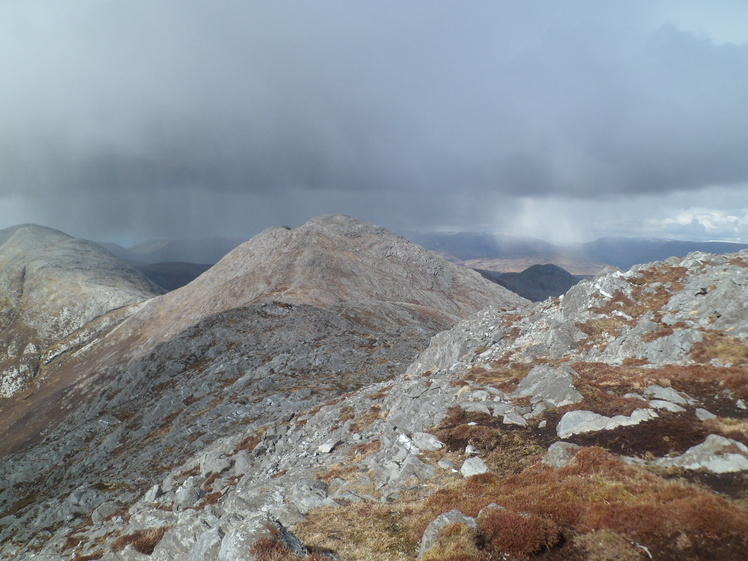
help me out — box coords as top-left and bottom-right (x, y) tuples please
(460, 457), (490, 477)
(556, 409), (658, 439)
(418, 509), (477, 559)
(650, 435), (748, 473)
(543, 441), (582, 469)
(512, 364), (583, 407)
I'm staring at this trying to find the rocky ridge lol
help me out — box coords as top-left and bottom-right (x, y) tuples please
(1, 249), (746, 559)
(0, 215), (528, 560)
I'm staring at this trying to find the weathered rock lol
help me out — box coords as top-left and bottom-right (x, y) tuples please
(556, 409), (658, 439)
(543, 441), (582, 469)
(215, 513), (276, 561)
(460, 457), (489, 477)
(144, 485), (163, 504)
(503, 410), (528, 427)
(290, 479), (329, 515)
(695, 408), (717, 421)
(648, 400), (686, 413)
(174, 479), (205, 510)
(418, 509), (477, 559)
(92, 501), (120, 524)
(317, 439), (342, 454)
(412, 432), (444, 452)
(460, 401), (491, 415)
(199, 452), (232, 477)
(186, 528), (224, 561)
(643, 385), (691, 405)
(512, 364), (583, 407)
(652, 435), (748, 473)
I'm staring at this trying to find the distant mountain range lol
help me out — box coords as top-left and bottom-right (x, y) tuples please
(98, 237), (245, 291)
(99, 236), (245, 266)
(408, 232), (748, 275)
(96, 231), (748, 295)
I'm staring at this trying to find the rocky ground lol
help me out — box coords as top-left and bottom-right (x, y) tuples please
(26, 250), (747, 560)
(0, 215), (530, 560)
(2, 225), (748, 560)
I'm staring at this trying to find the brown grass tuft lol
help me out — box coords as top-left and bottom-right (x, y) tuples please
(71, 551), (104, 561)
(234, 434), (262, 454)
(691, 331), (748, 368)
(348, 439), (381, 460)
(249, 536), (330, 561)
(477, 509), (561, 557)
(350, 405), (385, 433)
(420, 522), (483, 561)
(365, 385), (393, 400)
(111, 526), (171, 555)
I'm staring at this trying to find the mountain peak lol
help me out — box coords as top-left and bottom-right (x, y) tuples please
(125, 215), (527, 349)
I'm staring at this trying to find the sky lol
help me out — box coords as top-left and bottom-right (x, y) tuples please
(1, 1), (748, 246)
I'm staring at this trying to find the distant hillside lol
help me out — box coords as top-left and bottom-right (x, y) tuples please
(407, 232), (608, 275)
(99, 236), (245, 266)
(571, 237), (748, 270)
(134, 262), (212, 292)
(408, 231), (748, 275)
(480, 263), (582, 302)
(0, 225), (163, 398)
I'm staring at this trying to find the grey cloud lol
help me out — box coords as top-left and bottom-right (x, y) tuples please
(1, 1), (747, 240)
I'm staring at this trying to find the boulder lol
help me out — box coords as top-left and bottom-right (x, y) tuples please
(653, 435), (748, 473)
(460, 457), (489, 477)
(199, 452), (232, 477)
(144, 485), (163, 504)
(543, 441), (581, 469)
(412, 432), (444, 452)
(317, 439), (341, 454)
(556, 409), (658, 439)
(217, 513), (305, 561)
(643, 385), (691, 405)
(513, 364), (583, 407)
(418, 509), (477, 559)
(92, 501), (120, 524)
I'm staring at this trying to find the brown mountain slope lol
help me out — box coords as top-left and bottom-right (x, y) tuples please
(115, 213), (528, 353)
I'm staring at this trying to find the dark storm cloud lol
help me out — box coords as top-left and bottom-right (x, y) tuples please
(1, 1), (747, 239)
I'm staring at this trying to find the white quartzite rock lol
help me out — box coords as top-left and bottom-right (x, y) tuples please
(653, 435), (748, 473)
(317, 439), (341, 454)
(556, 409), (658, 439)
(643, 385), (692, 405)
(648, 400), (686, 413)
(461, 457), (489, 477)
(412, 432), (444, 451)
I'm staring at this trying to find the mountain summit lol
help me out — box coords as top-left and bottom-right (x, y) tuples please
(121, 213), (528, 350)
